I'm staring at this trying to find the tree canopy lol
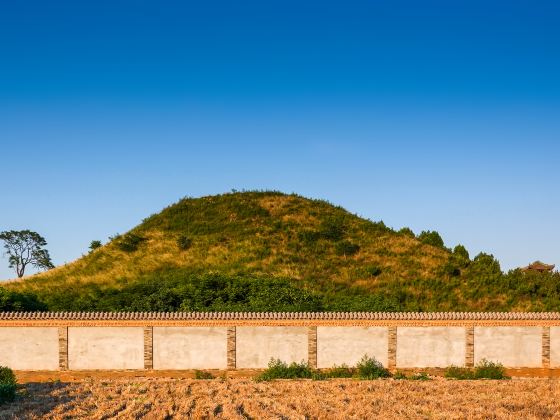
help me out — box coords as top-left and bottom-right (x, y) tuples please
(0, 230), (54, 278)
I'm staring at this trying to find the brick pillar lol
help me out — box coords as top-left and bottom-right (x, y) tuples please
(542, 326), (551, 368)
(143, 326), (153, 369)
(308, 326), (317, 369)
(465, 326), (474, 368)
(58, 326), (68, 370)
(388, 326), (397, 369)
(227, 326), (236, 369)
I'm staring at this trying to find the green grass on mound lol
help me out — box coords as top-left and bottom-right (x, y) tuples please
(4, 191), (560, 312)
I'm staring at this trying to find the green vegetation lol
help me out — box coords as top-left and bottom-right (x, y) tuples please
(472, 359), (509, 379)
(3, 191), (560, 312)
(393, 370), (431, 380)
(393, 371), (407, 380)
(115, 233), (146, 253)
(89, 240), (102, 252)
(417, 230), (445, 248)
(408, 371), (431, 381)
(320, 365), (354, 378)
(0, 367), (16, 405)
(0, 288), (47, 311)
(176, 235), (193, 251)
(444, 360), (509, 380)
(194, 370), (215, 380)
(354, 355), (391, 379)
(255, 359), (315, 381)
(256, 356), (390, 381)
(0, 230), (54, 278)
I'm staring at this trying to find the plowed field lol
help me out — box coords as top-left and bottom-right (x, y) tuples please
(1, 377), (559, 419)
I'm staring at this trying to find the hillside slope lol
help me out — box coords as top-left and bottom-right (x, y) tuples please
(5, 191), (559, 311)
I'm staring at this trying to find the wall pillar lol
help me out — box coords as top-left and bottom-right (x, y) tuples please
(388, 326), (397, 369)
(465, 326), (474, 367)
(308, 326), (317, 369)
(143, 326), (153, 369)
(58, 326), (68, 370)
(542, 326), (551, 368)
(227, 326), (236, 369)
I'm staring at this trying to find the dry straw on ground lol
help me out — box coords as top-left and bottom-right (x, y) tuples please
(1, 377), (559, 419)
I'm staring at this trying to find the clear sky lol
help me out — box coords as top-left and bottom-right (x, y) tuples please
(1, 0), (559, 280)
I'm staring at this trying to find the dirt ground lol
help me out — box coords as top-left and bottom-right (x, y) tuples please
(1, 375), (560, 419)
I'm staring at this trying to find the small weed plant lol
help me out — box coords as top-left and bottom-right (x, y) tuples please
(0, 366), (16, 405)
(393, 371), (407, 380)
(444, 365), (474, 380)
(194, 370), (215, 380)
(409, 372), (431, 381)
(177, 235), (193, 251)
(392, 370), (431, 380)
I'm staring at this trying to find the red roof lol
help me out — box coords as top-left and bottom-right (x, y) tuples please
(522, 261), (555, 272)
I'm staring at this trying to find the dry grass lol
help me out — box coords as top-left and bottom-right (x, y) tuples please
(1, 377), (560, 419)
(6, 192), (449, 291)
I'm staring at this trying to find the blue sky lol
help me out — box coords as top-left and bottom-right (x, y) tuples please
(1, 0), (559, 279)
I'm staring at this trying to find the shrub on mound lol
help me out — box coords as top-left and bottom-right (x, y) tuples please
(0, 366), (16, 404)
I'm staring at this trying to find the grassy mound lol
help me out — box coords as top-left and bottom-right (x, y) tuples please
(4, 191), (560, 311)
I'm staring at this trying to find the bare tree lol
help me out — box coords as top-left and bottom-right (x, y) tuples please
(0, 230), (54, 278)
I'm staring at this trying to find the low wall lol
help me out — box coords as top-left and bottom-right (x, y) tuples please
(396, 327), (465, 368)
(317, 326), (388, 368)
(0, 312), (559, 371)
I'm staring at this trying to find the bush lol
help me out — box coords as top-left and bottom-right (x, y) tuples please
(471, 253), (502, 277)
(444, 360), (509, 380)
(442, 262), (461, 277)
(194, 370), (215, 380)
(453, 244), (470, 261)
(0, 288), (47, 311)
(444, 365), (474, 380)
(322, 365), (354, 379)
(355, 355), (391, 379)
(0, 367), (16, 405)
(393, 371), (407, 380)
(116, 233), (146, 253)
(474, 359), (508, 379)
(418, 230), (445, 248)
(0, 367), (16, 385)
(398, 227), (415, 238)
(319, 216), (347, 242)
(364, 265), (382, 277)
(89, 240), (102, 252)
(177, 235), (193, 251)
(256, 359), (314, 381)
(335, 241), (360, 257)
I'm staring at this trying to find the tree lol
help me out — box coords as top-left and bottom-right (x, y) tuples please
(418, 230), (445, 248)
(0, 230), (54, 278)
(89, 240), (102, 252)
(453, 244), (470, 261)
(398, 227), (415, 238)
